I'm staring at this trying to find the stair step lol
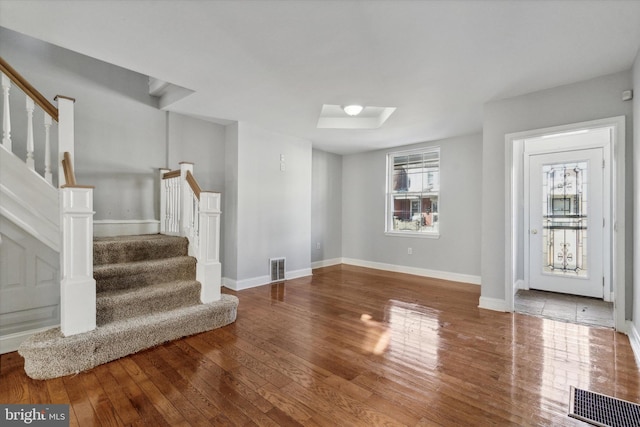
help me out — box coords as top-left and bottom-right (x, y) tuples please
(94, 234), (188, 265)
(19, 294), (239, 380)
(94, 256), (196, 292)
(96, 280), (201, 326)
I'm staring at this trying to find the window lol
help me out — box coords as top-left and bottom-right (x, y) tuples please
(386, 147), (440, 236)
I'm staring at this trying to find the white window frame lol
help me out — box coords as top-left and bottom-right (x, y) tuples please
(385, 146), (440, 238)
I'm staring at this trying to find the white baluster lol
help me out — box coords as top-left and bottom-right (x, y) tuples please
(193, 193), (199, 241)
(26, 96), (35, 170)
(44, 113), (53, 184)
(172, 178), (179, 234)
(169, 179), (174, 233)
(174, 179), (181, 234)
(179, 162), (194, 239)
(1, 73), (11, 151)
(159, 169), (169, 234)
(169, 179), (176, 233)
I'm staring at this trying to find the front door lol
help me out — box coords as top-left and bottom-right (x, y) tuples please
(528, 148), (604, 298)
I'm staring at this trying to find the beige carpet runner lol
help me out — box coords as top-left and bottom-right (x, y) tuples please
(19, 234), (238, 379)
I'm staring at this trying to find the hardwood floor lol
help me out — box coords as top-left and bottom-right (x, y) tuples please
(2, 264), (639, 426)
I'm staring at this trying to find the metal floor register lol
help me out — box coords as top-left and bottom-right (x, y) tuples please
(569, 386), (640, 427)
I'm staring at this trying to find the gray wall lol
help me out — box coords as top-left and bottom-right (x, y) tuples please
(167, 112), (226, 192)
(1, 27), (166, 221)
(342, 133), (482, 277)
(482, 71), (634, 316)
(633, 52), (640, 330)
(224, 122), (312, 284)
(223, 123), (239, 280)
(311, 149), (343, 264)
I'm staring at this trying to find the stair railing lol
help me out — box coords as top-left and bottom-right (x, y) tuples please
(160, 162), (221, 303)
(1, 56), (94, 337)
(1, 56), (75, 187)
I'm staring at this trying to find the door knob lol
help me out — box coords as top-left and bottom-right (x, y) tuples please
(531, 229), (538, 234)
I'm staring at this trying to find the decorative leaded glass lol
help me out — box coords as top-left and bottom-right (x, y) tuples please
(542, 161), (588, 277)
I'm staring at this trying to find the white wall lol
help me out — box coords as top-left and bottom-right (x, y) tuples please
(311, 149), (342, 265)
(341, 133), (482, 281)
(224, 122), (312, 288)
(482, 71), (633, 315)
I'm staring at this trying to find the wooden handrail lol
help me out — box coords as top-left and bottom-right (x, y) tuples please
(162, 169), (180, 180)
(60, 151), (93, 188)
(0, 56), (59, 122)
(186, 170), (201, 200)
(61, 152), (76, 187)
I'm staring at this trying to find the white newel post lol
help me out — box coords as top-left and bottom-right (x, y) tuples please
(56, 95), (75, 186)
(60, 186), (96, 336)
(197, 192), (222, 303)
(179, 162), (194, 238)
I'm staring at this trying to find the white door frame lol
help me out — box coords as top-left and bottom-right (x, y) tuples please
(504, 116), (626, 332)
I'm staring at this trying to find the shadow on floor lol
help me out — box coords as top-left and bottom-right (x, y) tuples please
(515, 289), (614, 328)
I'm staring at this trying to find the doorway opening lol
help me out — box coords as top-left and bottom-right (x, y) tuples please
(505, 117), (626, 331)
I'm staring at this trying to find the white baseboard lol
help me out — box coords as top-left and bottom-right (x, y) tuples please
(478, 296), (508, 312)
(94, 219), (160, 237)
(626, 321), (640, 367)
(311, 258), (342, 269)
(341, 257), (481, 285)
(223, 275), (270, 291)
(223, 268), (313, 291)
(0, 325), (58, 354)
(287, 268), (312, 280)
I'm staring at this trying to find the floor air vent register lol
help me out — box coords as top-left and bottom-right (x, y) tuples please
(569, 386), (640, 427)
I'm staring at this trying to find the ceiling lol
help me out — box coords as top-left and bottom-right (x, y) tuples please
(1, 1), (640, 155)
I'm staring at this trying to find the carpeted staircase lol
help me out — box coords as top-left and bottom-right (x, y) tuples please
(19, 234), (238, 379)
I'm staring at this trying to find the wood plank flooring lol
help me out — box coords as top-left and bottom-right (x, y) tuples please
(2, 264), (639, 426)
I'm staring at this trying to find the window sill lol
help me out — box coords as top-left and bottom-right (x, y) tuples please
(385, 231), (440, 239)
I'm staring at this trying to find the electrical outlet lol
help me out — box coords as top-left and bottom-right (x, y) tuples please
(407, 247), (412, 255)
(316, 242), (321, 249)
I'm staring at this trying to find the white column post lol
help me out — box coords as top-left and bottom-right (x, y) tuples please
(25, 96), (35, 170)
(44, 113), (53, 184)
(56, 96), (75, 187)
(2, 73), (11, 151)
(60, 186), (96, 336)
(159, 168), (170, 234)
(197, 192), (221, 303)
(179, 162), (194, 238)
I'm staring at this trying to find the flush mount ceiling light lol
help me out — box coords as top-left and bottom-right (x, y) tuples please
(343, 105), (364, 116)
(317, 104), (396, 129)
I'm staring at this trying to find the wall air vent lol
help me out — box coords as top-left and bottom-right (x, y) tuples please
(270, 258), (285, 282)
